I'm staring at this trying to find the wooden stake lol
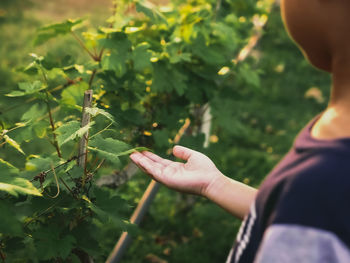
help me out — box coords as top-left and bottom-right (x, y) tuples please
(106, 119), (191, 263)
(106, 180), (160, 263)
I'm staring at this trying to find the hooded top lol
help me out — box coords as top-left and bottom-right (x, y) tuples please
(227, 115), (350, 263)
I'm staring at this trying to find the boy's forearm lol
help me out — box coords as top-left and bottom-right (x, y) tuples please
(204, 174), (257, 220)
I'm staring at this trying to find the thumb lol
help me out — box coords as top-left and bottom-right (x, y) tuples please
(173, 145), (197, 161)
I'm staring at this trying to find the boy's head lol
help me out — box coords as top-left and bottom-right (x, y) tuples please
(280, 0), (350, 73)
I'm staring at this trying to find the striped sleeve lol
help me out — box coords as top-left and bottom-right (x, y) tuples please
(254, 224), (350, 263)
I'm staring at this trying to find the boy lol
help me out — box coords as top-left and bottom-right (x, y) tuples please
(130, 0), (350, 262)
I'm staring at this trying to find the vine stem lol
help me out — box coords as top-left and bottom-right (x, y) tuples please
(24, 199), (61, 228)
(59, 177), (76, 199)
(31, 155), (78, 182)
(39, 66), (62, 158)
(1, 77), (81, 116)
(45, 92), (62, 158)
(214, 0), (222, 21)
(78, 90), (93, 187)
(0, 249), (5, 262)
(89, 122), (113, 139)
(47, 163), (60, 199)
(71, 31), (99, 61)
(88, 69), (97, 89)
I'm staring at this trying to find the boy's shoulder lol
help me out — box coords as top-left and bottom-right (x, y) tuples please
(290, 148), (350, 186)
(267, 114), (350, 192)
(265, 148), (350, 243)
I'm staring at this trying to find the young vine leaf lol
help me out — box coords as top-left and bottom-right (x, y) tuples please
(34, 18), (84, 46)
(3, 134), (25, 155)
(85, 106), (115, 123)
(56, 120), (95, 147)
(6, 81), (45, 97)
(135, 0), (168, 25)
(0, 175), (42, 197)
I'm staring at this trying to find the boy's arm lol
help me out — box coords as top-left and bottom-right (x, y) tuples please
(130, 146), (257, 220)
(204, 175), (257, 219)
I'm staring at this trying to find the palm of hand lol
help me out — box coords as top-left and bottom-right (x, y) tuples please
(130, 146), (221, 196)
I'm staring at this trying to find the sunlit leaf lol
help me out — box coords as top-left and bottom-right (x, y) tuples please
(135, 0), (168, 25)
(33, 121), (48, 138)
(88, 135), (130, 165)
(34, 18), (84, 46)
(60, 82), (89, 109)
(6, 81), (45, 97)
(25, 156), (53, 172)
(56, 120), (95, 147)
(21, 103), (46, 122)
(4, 134), (25, 155)
(85, 107), (115, 122)
(0, 158), (18, 171)
(0, 169), (42, 197)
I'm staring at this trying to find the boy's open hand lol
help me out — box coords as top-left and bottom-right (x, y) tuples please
(129, 145), (223, 197)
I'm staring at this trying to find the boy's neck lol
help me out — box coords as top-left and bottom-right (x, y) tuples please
(311, 54), (350, 140)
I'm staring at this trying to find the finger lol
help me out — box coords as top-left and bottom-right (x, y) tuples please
(142, 151), (173, 166)
(130, 152), (162, 177)
(172, 145), (196, 161)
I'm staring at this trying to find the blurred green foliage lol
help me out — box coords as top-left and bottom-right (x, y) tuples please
(0, 0), (330, 262)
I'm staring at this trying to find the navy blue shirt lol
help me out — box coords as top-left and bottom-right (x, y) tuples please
(227, 115), (350, 263)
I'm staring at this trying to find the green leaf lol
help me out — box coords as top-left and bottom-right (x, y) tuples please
(25, 156), (55, 172)
(34, 18), (84, 46)
(3, 134), (25, 155)
(0, 201), (23, 235)
(0, 175), (42, 197)
(179, 134), (205, 152)
(210, 97), (249, 136)
(102, 52), (129, 77)
(85, 107), (115, 122)
(117, 109), (146, 126)
(0, 161), (39, 197)
(99, 32), (131, 50)
(135, 0), (168, 25)
(100, 32), (131, 77)
(88, 135), (130, 165)
(166, 43), (192, 64)
(153, 130), (169, 148)
(115, 147), (151, 156)
(132, 42), (152, 71)
(6, 81), (45, 97)
(152, 62), (187, 95)
(0, 158), (19, 172)
(238, 64), (261, 88)
(60, 82), (89, 109)
(56, 120), (95, 147)
(192, 34), (227, 65)
(71, 222), (101, 257)
(83, 188), (130, 227)
(21, 103), (46, 121)
(33, 121), (48, 138)
(33, 226), (76, 260)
